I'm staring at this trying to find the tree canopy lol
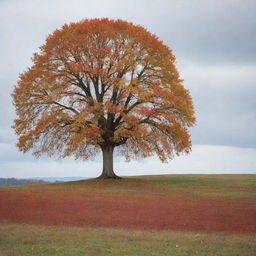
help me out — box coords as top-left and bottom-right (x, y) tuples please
(12, 18), (195, 178)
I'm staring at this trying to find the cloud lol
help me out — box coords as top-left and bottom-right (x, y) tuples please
(0, 0), (255, 177)
(163, 0), (256, 65)
(1, 145), (255, 178)
(0, 142), (48, 163)
(179, 63), (256, 147)
(1, 0), (255, 66)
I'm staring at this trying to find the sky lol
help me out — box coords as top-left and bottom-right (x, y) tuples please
(0, 0), (256, 178)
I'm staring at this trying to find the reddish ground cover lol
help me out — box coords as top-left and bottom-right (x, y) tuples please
(0, 187), (255, 234)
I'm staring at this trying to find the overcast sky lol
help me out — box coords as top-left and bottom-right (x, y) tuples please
(0, 0), (255, 178)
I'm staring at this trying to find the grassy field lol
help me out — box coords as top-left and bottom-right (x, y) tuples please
(0, 174), (256, 255)
(1, 224), (256, 256)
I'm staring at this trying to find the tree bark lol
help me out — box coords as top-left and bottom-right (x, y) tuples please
(97, 145), (120, 179)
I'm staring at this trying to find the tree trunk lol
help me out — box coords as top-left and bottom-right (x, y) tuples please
(97, 145), (120, 179)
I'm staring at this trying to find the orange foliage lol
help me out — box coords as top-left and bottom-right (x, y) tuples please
(12, 18), (195, 161)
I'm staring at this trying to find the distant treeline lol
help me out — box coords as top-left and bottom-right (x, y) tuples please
(0, 178), (47, 186)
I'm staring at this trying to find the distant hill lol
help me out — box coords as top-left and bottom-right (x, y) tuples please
(0, 178), (47, 186)
(32, 177), (88, 182)
(0, 177), (89, 186)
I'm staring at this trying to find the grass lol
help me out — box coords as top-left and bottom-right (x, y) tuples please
(137, 174), (256, 188)
(43, 174), (256, 198)
(1, 223), (256, 256)
(3, 173), (256, 188)
(136, 174), (256, 198)
(1, 174), (255, 255)
(4, 174), (255, 198)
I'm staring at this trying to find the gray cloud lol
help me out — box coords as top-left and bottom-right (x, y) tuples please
(161, 0), (256, 65)
(0, 143), (33, 163)
(179, 63), (256, 147)
(1, 0), (255, 67)
(0, 0), (255, 176)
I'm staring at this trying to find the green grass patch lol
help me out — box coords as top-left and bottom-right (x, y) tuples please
(135, 174), (256, 187)
(0, 224), (255, 256)
(2, 174), (255, 199)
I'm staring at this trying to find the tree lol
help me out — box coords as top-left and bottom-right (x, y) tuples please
(12, 18), (195, 178)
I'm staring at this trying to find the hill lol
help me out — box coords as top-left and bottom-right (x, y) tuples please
(0, 174), (255, 256)
(31, 176), (88, 182)
(0, 177), (88, 186)
(0, 178), (47, 186)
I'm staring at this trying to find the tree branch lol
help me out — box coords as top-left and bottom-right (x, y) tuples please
(52, 101), (79, 115)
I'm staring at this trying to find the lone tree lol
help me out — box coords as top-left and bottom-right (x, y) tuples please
(12, 18), (195, 178)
